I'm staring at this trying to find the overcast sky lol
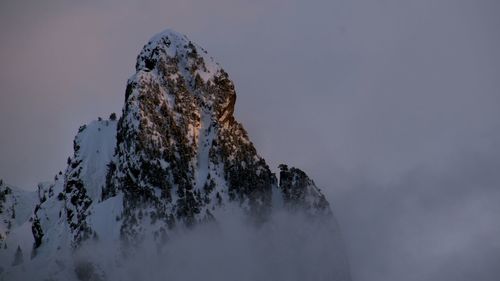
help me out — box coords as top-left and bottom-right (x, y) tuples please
(1, 0), (499, 280)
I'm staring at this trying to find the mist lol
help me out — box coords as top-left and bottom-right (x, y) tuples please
(5, 209), (350, 281)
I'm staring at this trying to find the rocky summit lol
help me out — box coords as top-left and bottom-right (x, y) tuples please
(0, 29), (350, 281)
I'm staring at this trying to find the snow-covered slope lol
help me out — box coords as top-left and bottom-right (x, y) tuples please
(0, 29), (350, 281)
(0, 181), (37, 272)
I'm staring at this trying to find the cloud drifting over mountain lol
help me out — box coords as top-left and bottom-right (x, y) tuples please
(1, 0), (499, 280)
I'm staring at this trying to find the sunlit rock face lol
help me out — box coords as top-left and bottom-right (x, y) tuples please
(107, 30), (276, 244)
(0, 29), (351, 281)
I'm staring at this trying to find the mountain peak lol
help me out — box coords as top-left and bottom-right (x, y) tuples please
(130, 28), (236, 127)
(0, 28), (350, 281)
(135, 28), (223, 83)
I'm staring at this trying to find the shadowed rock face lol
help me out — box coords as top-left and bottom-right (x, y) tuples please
(1, 29), (350, 281)
(279, 164), (331, 215)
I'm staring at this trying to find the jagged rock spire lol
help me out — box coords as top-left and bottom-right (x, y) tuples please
(108, 29), (275, 242)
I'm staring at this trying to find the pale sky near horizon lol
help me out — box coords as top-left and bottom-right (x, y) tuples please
(1, 1), (499, 280)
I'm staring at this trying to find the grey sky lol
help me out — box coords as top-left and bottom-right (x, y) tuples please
(1, 0), (499, 280)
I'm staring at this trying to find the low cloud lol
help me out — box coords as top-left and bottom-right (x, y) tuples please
(6, 210), (350, 281)
(330, 142), (500, 281)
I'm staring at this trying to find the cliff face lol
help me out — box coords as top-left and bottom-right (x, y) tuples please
(106, 30), (277, 245)
(0, 29), (350, 281)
